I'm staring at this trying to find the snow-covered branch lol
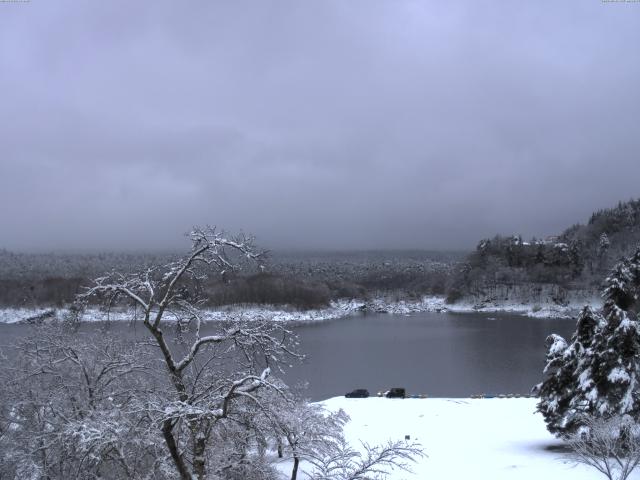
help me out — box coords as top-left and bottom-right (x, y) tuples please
(307, 438), (425, 480)
(568, 415), (640, 480)
(71, 227), (296, 480)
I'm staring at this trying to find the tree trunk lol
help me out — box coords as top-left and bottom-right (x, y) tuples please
(291, 455), (299, 480)
(193, 432), (207, 480)
(162, 420), (191, 480)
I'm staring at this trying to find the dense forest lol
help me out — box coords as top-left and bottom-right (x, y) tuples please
(447, 198), (640, 303)
(0, 249), (460, 310)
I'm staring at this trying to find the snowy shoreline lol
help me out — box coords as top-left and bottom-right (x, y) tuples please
(0, 295), (595, 325)
(362, 295), (597, 319)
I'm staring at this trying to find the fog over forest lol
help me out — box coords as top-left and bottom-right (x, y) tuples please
(1, 0), (639, 252)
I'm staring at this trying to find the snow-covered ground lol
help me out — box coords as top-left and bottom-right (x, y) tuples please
(0, 295), (596, 324)
(0, 307), (58, 324)
(0, 300), (366, 325)
(281, 397), (640, 480)
(444, 299), (599, 319)
(363, 295), (596, 318)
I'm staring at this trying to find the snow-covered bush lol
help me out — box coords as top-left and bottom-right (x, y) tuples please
(536, 248), (640, 435)
(568, 415), (640, 480)
(0, 326), (164, 479)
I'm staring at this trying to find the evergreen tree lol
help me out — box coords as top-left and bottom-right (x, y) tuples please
(537, 248), (640, 435)
(536, 333), (571, 435)
(569, 307), (607, 418)
(536, 306), (603, 434)
(569, 239), (584, 277)
(598, 232), (610, 259)
(585, 250), (640, 418)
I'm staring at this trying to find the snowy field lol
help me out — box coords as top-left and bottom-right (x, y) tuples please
(285, 397), (640, 480)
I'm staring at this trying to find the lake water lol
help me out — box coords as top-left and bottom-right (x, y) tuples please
(0, 311), (576, 401)
(287, 311), (576, 400)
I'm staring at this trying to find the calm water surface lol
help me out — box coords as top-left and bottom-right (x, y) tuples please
(288, 311), (575, 400)
(0, 311), (576, 401)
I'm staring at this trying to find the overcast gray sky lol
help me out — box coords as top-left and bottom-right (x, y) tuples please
(1, 0), (639, 251)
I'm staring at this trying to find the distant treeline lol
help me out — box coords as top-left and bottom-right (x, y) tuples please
(0, 277), (86, 308)
(447, 198), (640, 302)
(4, 199), (639, 310)
(0, 249), (462, 310)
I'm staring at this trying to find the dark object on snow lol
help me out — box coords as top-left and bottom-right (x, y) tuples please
(385, 388), (406, 398)
(345, 389), (370, 398)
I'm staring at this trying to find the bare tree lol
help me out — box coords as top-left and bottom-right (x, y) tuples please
(0, 322), (289, 479)
(1, 227), (424, 480)
(307, 437), (425, 480)
(270, 399), (349, 480)
(79, 226), (299, 480)
(568, 415), (640, 480)
(264, 395), (424, 480)
(0, 325), (161, 479)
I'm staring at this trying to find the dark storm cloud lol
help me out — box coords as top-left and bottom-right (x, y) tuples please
(1, 0), (639, 251)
